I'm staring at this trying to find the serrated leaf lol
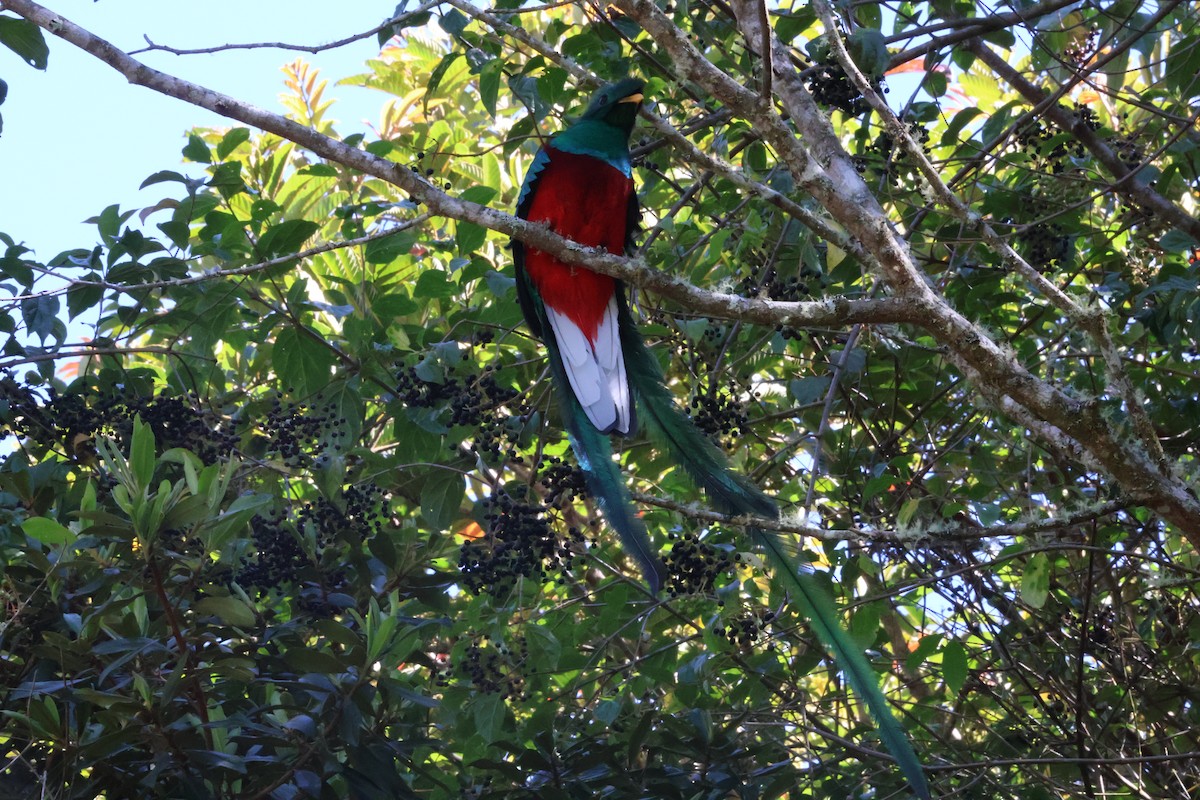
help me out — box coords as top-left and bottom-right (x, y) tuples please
(20, 295), (58, 342)
(524, 624), (561, 670)
(274, 328), (335, 397)
(471, 692), (507, 744)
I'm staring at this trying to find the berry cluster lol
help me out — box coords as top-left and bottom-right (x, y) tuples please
(238, 483), (387, 595)
(689, 382), (752, 443)
(662, 531), (737, 598)
(806, 63), (884, 115)
(262, 392), (348, 468)
(735, 265), (818, 302)
(300, 483), (388, 545)
(0, 378), (237, 465)
(458, 489), (573, 596)
(856, 124), (932, 186)
(1016, 108), (1097, 174)
(238, 509), (311, 592)
(1064, 25), (1100, 67)
(713, 608), (776, 649)
(536, 455), (589, 509)
(455, 635), (529, 700)
(1110, 130), (1145, 171)
(397, 360), (526, 463)
(395, 364), (461, 410)
(1020, 222), (1071, 269)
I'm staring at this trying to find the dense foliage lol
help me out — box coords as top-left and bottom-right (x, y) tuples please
(2, 1), (1199, 798)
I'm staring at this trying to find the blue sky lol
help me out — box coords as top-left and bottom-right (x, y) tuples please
(1, 1), (395, 259)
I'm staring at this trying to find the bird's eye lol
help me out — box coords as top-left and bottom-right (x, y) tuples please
(600, 93), (609, 105)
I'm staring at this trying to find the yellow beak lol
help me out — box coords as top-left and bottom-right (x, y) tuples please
(619, 93), (644, 104)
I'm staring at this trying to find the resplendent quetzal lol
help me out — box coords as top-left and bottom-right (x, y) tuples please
(513, 79), (929, 799)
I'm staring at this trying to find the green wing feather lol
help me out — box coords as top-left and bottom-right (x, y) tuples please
(618, 298), (930, 799)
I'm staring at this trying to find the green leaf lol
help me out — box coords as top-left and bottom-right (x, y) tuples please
(426, 51), (463, 101)
(257, 219), (319, 258)
(274, 328), (335, 397)
(524, 624), (561, 670)
(924, 70), (947, 98)
(67, 276), (103, 320)
(199, 493), (272, 551)
(20, 295), (58, 342)
(130, 416), (156, 490)
(789, 375), (831, 404)
(182, 133), (212, 164)
(21, 516), (75, 545)
(420, 470), (464, 533)
(850, 602), (881, 649)
(1021, 552), (1051, 609)
(139, 170), (188, 189)
(194, 595), (257, 627)
(364, 230), (416, 264)
(943, 640), (967, 693)
(413, 269), (457, 299)
(848, 28), (889, 76)
(455, 221), (487, 255)
(471, 692), (507, 744)
(479, 59), (502, 118)
(1160, 228), (1198, 253)
(594, 699), (621, 726)
(216, 127), (251, 160)
(439, 8), (470, 37)
(0, 15), (49, 69)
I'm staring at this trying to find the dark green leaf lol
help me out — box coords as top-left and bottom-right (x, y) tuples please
(274, 327), (335, 397)
(471, 693), (507, 744)
(257, 219), (319, 258)
(216, 127), (251, 160)
(439, 8), (470, 37)
(0, 15), (48, 69)
(420, 470), (464, 533)
(66, 276), (104, 320)
(943, 640), (967, 693)
(20, 295), (58, 342)
(364, 229), (417, 264)
(139, 170), (187, 189)
(413, 269), (457, 299)
(182, 133), (212, 163)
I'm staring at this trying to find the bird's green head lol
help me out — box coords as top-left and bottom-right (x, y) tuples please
(577, 77), (645, 137)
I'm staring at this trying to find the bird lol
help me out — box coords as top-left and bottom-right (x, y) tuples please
(512, 78), (929, 799)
